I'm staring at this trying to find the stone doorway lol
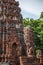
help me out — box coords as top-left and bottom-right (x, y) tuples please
(12, 42), (17, 56)
(12, 43), (20, 65)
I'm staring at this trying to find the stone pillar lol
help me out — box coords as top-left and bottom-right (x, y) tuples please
(24, 26), (34, 57)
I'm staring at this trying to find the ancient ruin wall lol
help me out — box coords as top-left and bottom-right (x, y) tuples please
(0, 0), (24, 64)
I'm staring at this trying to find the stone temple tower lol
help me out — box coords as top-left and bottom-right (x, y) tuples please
(0, 0), (24, 65)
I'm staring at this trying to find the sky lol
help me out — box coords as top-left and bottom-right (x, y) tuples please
(16, 0), (43, 19)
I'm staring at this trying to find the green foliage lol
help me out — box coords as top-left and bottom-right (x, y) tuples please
(40, 12), (43, 18)
(22, 12), (43, 50)
(22, 18), (29, 27)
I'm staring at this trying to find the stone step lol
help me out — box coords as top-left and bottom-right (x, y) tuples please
(20, 56), (35, 63)
(22, 63), (37, 65)
(19, 56), (40, 65)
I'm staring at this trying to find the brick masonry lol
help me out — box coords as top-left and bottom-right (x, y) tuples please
(0, 0), (43, 65)
(0, 0), (24, 65)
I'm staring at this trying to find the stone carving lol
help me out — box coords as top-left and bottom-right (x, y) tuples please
(28, 47), (34, 57)
(0, 0), (42, 65)
(0, 0), (24, 65)
(24, 26), (34, 57)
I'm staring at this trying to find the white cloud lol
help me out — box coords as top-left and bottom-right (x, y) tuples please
(16, 0), (43, 16)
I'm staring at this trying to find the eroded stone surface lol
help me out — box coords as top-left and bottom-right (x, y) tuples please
(0, 0), (43, 65)
(0, 0), (24, 65)
(24, 26), (34, 57)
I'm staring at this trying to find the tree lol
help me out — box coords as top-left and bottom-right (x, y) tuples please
(23, 18), (29, 27)
(40, 12), (43, 18)
(22, 12), (43, 50)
